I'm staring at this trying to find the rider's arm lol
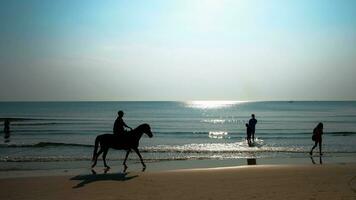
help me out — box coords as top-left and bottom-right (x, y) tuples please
(123, 121), (132, 130)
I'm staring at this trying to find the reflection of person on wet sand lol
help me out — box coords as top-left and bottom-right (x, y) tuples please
(247, 158), (256, 165)
(3, 119), (10, 140)
(310, 122), (323, 156)
(310, 155), (322, 164)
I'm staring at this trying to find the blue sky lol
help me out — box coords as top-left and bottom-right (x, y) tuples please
(1, 0), (356, 101)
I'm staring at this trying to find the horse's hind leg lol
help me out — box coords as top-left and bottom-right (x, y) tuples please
(123, 150), (130, 172)
(102, 147), (110, 169)
(133, 148), (146, 172)
(91, 148), (104, 168)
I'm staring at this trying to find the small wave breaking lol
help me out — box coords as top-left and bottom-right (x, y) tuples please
(0, 142), (93, 148)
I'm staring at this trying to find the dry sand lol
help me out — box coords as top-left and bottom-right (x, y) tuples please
(0, 164), (355, 200)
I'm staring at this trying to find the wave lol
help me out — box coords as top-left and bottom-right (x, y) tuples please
(154, 131), (356, 136)
(0, 117), (40, 121)
(11, 130), (110, 134)
(1, 152), (356, 163)
(1, 118), (113, 128)
(5, 124), (356, 137)
(0, 140), (294, 152)
(0, 117), (97, 122)
(0, 156), (218, 162)
(12, 122), (109, 126)
(138, 141), (306, 153)
(0, 140), (263, 149)
(1, 140), (355, 155)
(328, 132), (356, 136)
(0, 142), (93, 148)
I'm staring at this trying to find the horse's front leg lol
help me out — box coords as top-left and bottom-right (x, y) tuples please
(123, 150), (130, 172)
(133, 148), (146, 172)
(102, 147), (110, 169)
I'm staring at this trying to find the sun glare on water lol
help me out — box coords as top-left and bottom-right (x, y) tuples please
(186, 101), (247, 109)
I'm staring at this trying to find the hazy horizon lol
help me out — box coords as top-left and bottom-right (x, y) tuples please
(1, 0), (356, 101)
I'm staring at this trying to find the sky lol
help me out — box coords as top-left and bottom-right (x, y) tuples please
(0, 0), (356, 101)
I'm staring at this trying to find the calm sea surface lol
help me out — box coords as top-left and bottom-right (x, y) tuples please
(0, 101), (356, 171)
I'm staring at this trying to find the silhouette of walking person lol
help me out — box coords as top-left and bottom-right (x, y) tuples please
(310, 122), (324, 156)
(248, 114), (257, 142)
(113, 111), (132, 135)
(3, 119), (10, 142)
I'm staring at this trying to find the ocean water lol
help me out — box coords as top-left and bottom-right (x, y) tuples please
(0, 101), (356, 172)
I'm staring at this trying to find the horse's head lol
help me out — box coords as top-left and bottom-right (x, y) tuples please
(139, 123), (153, 138)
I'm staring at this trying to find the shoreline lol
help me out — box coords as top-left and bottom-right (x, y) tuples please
(1, 154), (356, 179)
(0, 164), (355, 200)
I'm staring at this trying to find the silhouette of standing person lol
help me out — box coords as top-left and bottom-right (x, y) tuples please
(113, 111), (132, 135)
(245, 123), (252, 146)
(3, 119), (10, 141)
(310, 122), (323, 156)
(248, 114), (257, 142)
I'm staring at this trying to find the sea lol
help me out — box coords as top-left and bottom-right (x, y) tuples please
(0, 101), (356, 175)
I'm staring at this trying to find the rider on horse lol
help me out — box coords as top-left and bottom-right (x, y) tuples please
(113, 110), (132, 135)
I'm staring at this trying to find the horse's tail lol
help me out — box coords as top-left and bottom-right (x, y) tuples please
(92, 135), (100, 161)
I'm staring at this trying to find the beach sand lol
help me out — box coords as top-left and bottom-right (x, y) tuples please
(0, 164), (355, 200)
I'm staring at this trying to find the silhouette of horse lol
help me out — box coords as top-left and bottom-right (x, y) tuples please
(91, 123), (153, 172)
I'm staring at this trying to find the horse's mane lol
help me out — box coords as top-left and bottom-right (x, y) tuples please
(133, 123), (150, 131)
(128, 123), (150, 136)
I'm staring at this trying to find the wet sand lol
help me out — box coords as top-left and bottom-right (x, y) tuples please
(0, 164), (355, 200)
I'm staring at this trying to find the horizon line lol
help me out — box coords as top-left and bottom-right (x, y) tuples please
(1, 100), (356, 103)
